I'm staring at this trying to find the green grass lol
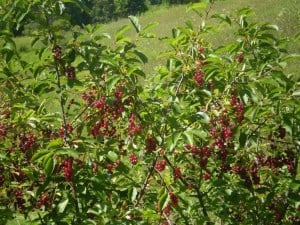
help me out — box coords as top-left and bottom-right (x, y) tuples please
(97, 0), (299, 73)
(15, 0), (300, 76)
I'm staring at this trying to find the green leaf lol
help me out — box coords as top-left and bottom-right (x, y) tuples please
(106, 75), (121, 92)
(237, 7), (253, 17)
(282, 54), (300, 62)
(187, 2), (207, 12)
(31, 150), (52, 162)
(261, 24), (279, 31)
(133, 50), (148, 64)
(292, 90), (300, 97)
(212, 13), (232, 25)
(56, 149), (79, 158)
(128, 16), (141, 33)
(239, 132), (247, 148)
(31, 36), (40, 47)
(131, 187), (138, 202)
(141, 22), (159, 34)
(158, 191), (168, 210)
(115, 25), (131, 42)
(58, 199), (69, 213)
(167, 132), (182, 151)
(183, 130), (194, 145)
(107, 151), (118, 162)
(195, 112), (210, 124)
(47, 139), (64, 149)
(44, 156), (55, 177)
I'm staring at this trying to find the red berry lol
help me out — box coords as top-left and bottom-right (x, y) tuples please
(155, 160), (166, 172)
(236, 52), (244, 63)
(169, 192), (178, 207)
(193, 70), (204, 87)
(173, 167), (181, 180)
(203, 172), (211, 180)
(145, 136), (157, 153)
(62, 157), (73, 181)
(129, 153), (138, 165)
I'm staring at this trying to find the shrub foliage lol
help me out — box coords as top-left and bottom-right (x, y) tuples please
(0, 0), (299, 224)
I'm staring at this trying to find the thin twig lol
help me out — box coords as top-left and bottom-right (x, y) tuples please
(135, 155), (158, 207)
(162, 212), (173, 225)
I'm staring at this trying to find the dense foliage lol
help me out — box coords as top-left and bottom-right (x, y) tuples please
(0, 0), (299, 224)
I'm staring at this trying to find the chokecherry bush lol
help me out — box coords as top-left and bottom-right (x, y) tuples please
(0, 0), (299, 224)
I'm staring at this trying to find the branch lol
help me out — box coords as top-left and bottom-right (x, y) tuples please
(135, 155), (158, 207)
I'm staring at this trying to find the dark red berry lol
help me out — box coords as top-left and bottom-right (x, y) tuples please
(129, 153), (138, 165)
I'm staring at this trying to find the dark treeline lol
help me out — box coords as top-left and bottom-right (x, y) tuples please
(67, 0), (200, 26)
(7, 0), (200, 36)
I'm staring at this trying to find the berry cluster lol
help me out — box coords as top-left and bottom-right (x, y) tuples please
(202, 172), (211, 180)
(58, 123), (73, 138)
(13, 189), (25, 211)
(236, 52), (244, 63)
(114, 87), (123, 100)
(105, 160), (120, 173)
(87, 87), (130, 138)
(230, 94), (244, 123)
(129, 153), (138, 165)
(173, 167), (181, 180)
(260, 149), (297, 176)
(91, 119), (116, 138)
(82, 90), (96, 105)
(36, 192), (51, 209)
(193, 70), (204, 87)
(184, 145), (211, 170)
(19, 133), (36, 153)
(127, 114), (142, 136)
(10, 168), (27, 184)
(67, 99), (74, 110)
(64, 65), (76, 79)
(94, 96), (106, 111)
(145, 135), (157, 153)
(52, 45), (62, 61)
(232, 164), (253, 187)
(169, 192), (178, 207)
(155, 159), (167, 172)
(61, 157), (73, 181)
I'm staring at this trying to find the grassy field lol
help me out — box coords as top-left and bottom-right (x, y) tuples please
(15, 0), (300, 75)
